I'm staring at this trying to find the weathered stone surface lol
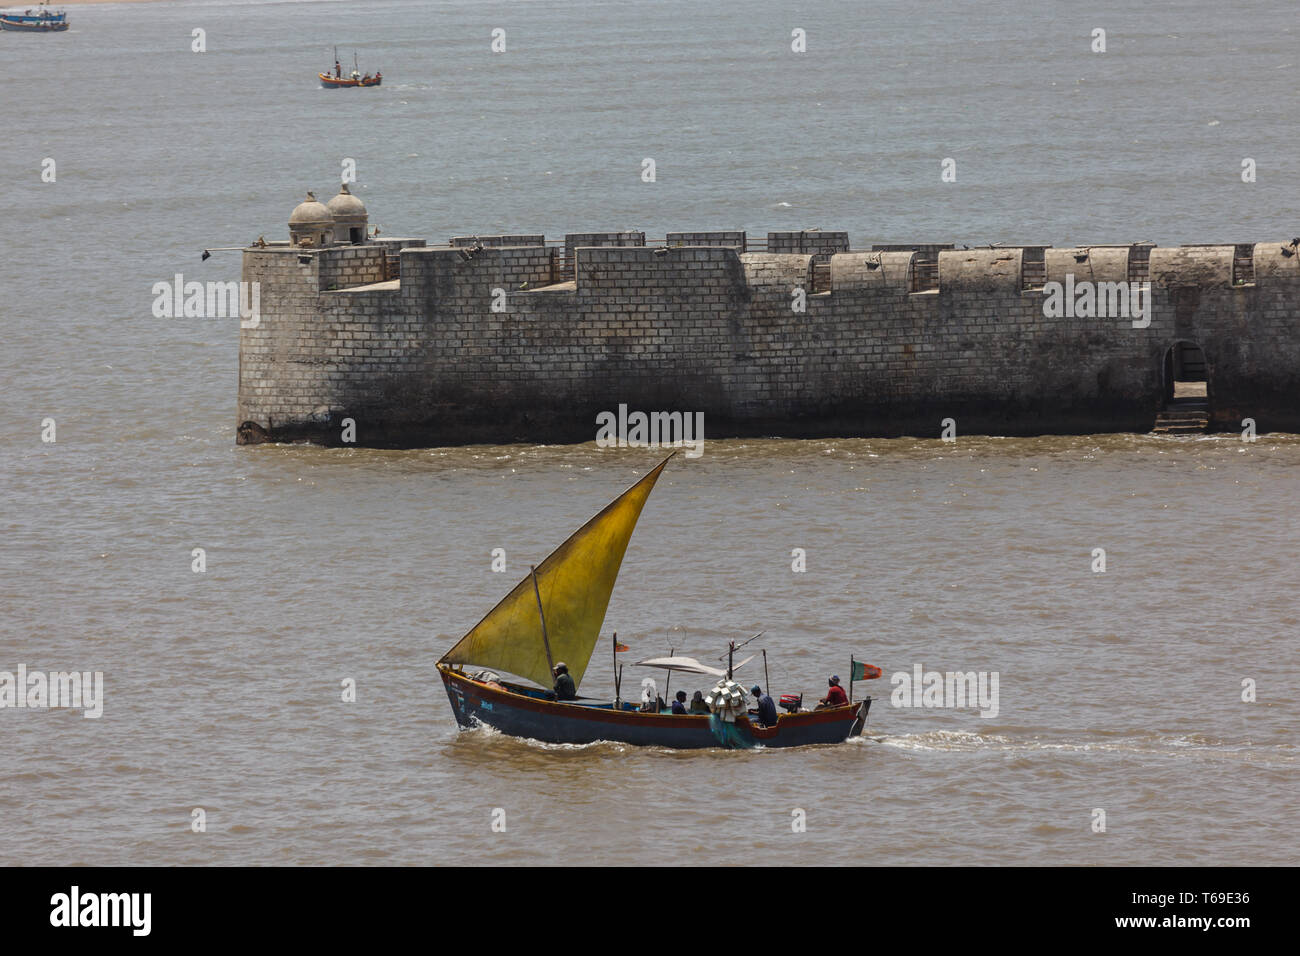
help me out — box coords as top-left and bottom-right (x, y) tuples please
(1045, 247), (1131, 285)
(767, 231), (850, 259)
(831, 252), (915, 293)
(667, 231), (745, 248)
(938, 248), (1023, 292)
(1148, 246), (1233, 287)
(236, 235), (1300, 446)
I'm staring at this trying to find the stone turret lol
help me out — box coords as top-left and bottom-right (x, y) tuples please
(289, 191), (334, 248)
(327, 183), (369, 245)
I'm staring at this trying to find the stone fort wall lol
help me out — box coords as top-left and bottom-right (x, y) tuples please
(236, 231), (1300, 446)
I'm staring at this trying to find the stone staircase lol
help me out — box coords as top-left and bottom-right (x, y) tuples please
(1153, 382), (1209, 435)
(1152, 405), (1209, 434)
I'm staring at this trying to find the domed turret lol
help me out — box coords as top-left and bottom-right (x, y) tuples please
(288, 191), (334, 248)
(327, 183), (369, 244)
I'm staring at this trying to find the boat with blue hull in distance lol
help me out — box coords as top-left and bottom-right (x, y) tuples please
(0, 8), (68, 31)
(1, 6), (65, 22)
(437, 455), (875, 749)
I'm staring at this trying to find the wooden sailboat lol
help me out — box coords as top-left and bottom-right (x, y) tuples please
(0, 8), (68, 31)
(437, 456), (872, 748)
(319, 48), (382, 88)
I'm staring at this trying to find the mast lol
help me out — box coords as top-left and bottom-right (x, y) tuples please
(612, 633), (619, 706)
(530, 565), (556, 685)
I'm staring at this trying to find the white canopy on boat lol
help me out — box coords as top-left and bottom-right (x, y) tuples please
(634, 654), (754, 677)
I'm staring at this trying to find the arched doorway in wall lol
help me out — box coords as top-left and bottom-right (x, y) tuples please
(1154, 340), (1209, 434)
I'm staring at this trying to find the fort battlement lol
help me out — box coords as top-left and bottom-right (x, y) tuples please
(236, 190), (1300, 446)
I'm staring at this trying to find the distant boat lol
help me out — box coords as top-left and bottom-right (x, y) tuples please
(437, 455), (875, 749)
(319, 48), (382, 88)
(0, 10), (68, 31)
(1, 6), (66, 23)
(319, 72), (382, 89)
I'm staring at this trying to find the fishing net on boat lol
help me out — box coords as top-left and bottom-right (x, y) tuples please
(707, 713), (752, 749)
(705, 679), (754, 749)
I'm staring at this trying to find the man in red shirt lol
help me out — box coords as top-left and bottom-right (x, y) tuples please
(819, 675), (849, 708)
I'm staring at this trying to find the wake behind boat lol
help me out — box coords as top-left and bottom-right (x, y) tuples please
(437, 456), (879, 749)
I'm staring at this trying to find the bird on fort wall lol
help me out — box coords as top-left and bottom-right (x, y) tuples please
(1281, 238), (1300, 258)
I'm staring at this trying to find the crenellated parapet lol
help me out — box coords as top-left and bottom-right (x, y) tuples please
(829, 252), (915, 293)
(938, 248), (1022, 292)
(1045, 247), (1132, 285)
(1148, 246), (1235, 287)
(740, 252), (813, 290)
(1250, 241), (1300, 282)
(236, 193), (1300, 446)
(244, 233), (1300, 303)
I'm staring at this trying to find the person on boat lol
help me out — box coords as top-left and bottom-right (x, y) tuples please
(671, 691), (688, 715)
(817, 675), (849, 709)
(552, 662), (577, 700)
(334, 59), (341, 78)
(750, 685), (778, 727)
(689, 690), (709, 714)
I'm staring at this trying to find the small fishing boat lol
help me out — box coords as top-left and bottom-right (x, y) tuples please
(437, 456), (878, 749)
(319, 48), (382, 88)
(0, 10), (68, 31)
(0, 6), (66, 23)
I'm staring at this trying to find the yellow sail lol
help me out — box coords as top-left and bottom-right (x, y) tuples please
(440, 456), (671, 690)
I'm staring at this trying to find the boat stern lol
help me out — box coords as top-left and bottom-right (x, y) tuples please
(849, 696), (872, 737)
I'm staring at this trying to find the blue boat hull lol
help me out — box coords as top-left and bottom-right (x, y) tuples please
(0, 17), (68, 31)
(1, 12), (66, 22)
(439, 665), (870, 749)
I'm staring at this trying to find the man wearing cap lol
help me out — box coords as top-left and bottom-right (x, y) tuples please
(819, 675), (849, 708)
(750, 685), (778, 727)
(553, 662), (577, 701)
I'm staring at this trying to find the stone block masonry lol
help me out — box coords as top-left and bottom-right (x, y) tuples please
(237, 229), (1300, 447)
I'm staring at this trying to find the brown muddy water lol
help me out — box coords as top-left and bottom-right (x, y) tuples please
(3, 437), (1297, 865)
